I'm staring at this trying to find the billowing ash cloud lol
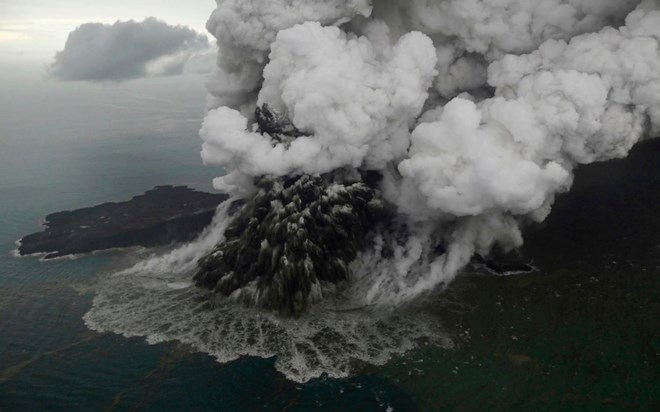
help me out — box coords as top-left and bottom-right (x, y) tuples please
(201, 21), (436, 179)
(204, 0), (373, 110)
(199, 0), (660, 304)
(50, 18), (209, 81)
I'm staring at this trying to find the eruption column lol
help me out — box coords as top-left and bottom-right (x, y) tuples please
(198, 0), (660, 309)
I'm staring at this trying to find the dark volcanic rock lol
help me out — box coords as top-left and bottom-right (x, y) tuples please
(473, 254), (536, 275)
(255, 103), (304, 143)
(194, 174), (386, 316)
(194, 105), (395, 315)
(194, 104), (389, 315)
(18, 185), (227, 259)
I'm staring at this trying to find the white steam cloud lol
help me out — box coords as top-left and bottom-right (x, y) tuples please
(200, 0), (660, 303)
(203, 0), (373, 109)
(201, 22), (436, 178)
(50, 18), (210, 81)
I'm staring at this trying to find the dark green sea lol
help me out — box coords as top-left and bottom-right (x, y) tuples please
(1, 66), (659, 410)
(0, 126), (425, 411)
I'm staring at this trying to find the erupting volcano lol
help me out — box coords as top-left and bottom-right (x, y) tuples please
(78, 0), (660, 384)
(192, 0), (660, 313)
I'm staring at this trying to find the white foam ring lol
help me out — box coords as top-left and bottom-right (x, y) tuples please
(84, 200), (451, 383)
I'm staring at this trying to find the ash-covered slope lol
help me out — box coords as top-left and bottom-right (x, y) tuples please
(194, 106), (387, 315)
(195, 174), (385, 315)
(19, 186), (227, 259)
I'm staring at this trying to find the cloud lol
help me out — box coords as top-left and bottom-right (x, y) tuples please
(49, 17), (209, 81)
(200, 21), (437, 183)
(204, 0), (373, 110)
(0, 31), (30, 42)
(182, 51), (216, 75)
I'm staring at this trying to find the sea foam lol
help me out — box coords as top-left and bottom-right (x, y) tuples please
(83, 200), (451, 382)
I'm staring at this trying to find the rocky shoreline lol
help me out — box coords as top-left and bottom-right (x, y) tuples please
(17, 185), (227, 260)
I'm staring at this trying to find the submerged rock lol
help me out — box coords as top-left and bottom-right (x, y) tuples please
(18, 186), (227, 259)
(194, 173), (385, 315)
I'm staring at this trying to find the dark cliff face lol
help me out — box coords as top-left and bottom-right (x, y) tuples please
(19, 186), (227, 259)
(194, 106), (387, 315)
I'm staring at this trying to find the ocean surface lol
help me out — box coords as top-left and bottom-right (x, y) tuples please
(1, 62), (659, 411)
(0, 124), (428, 410)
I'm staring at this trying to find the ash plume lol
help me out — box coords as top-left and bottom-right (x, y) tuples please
(197, 0), (660, 310)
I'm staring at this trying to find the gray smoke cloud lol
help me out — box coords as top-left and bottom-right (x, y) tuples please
(50, 18), (209, 81)
(199, 0), (660, 304)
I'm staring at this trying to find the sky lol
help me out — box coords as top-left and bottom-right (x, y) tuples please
(0, 0), (218, 172)
(0, 0), (215, 58)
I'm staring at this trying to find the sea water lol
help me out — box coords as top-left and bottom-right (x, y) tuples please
(0, 132), (428, 411)
(0, 63), (423, 411)
(2, 60), (659, 411)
